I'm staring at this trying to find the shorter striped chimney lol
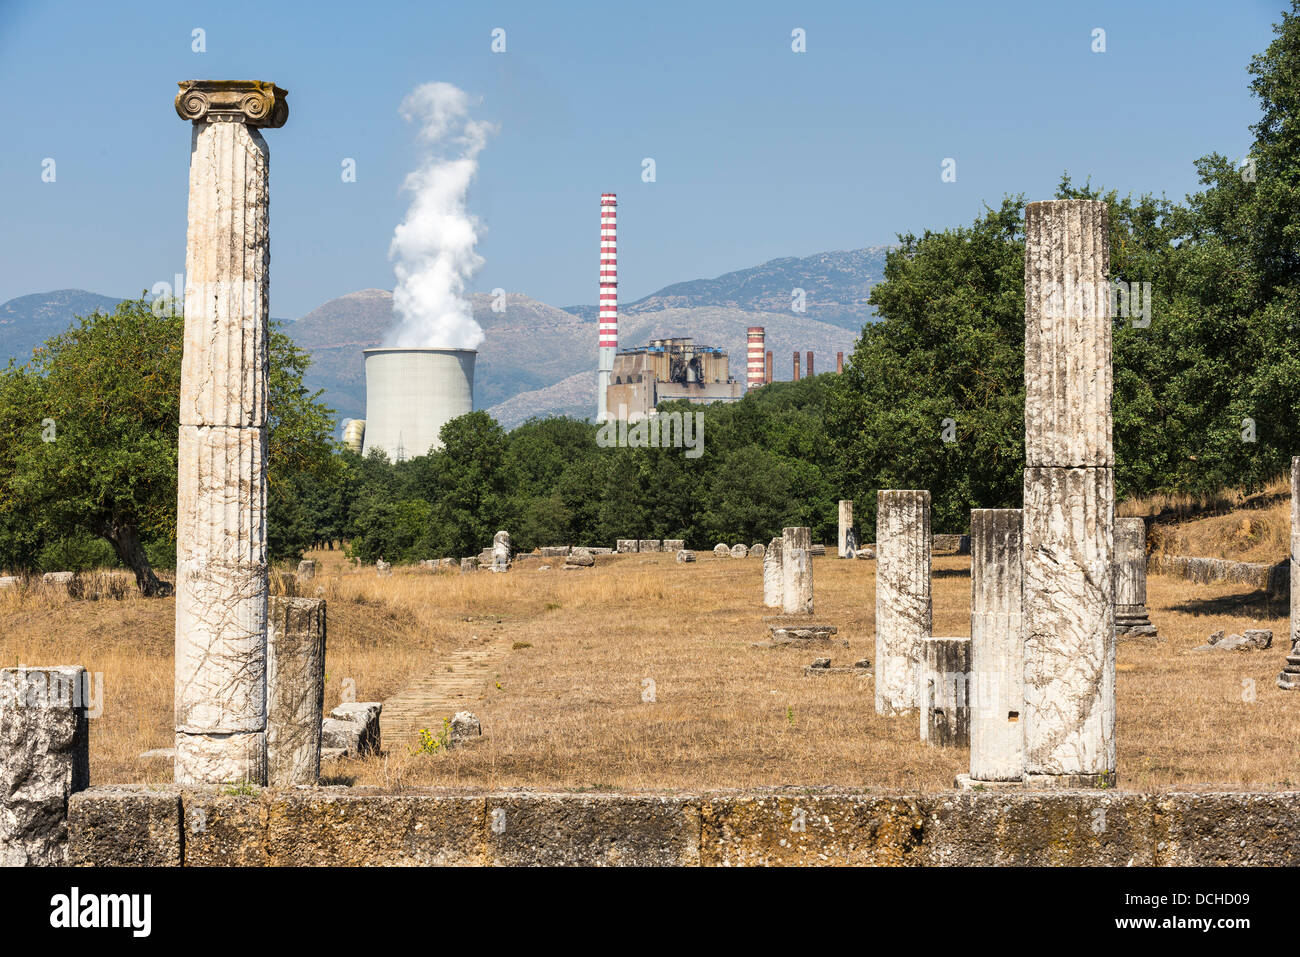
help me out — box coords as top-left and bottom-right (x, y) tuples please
(746, 327), (765, 391)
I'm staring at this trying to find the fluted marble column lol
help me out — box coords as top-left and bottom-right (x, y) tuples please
(266, 597), (326, 786)
(1022, 200), (1116, 788)
(875, 490), (931, 715)
(969, 509), (1023, 781)
(173, 80), (288, 785)
(781, 527), (812, 614)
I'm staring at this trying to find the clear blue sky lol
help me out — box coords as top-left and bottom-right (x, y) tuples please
(0, 0), (1286, 318)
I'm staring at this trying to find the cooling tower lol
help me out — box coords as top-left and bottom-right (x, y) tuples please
(342, 418), (366, 454)
(361, 348), (475, 461)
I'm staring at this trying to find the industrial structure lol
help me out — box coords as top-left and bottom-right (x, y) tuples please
(605, 337), (742, 421)
(361, 347), (475, 461)
(596, 193), (618, 422)
(342, 418), (366, 454)
(746, 326), (765, 391)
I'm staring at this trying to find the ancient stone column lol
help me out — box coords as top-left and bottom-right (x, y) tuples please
(875, 490), (931, 715)
(781, 527), (812, 615)
(920, 637), (969, 747)
(173, 80), (288, 786)
(296, 559), (316, 581)
(969, 509), (1024, 781)
(266, 597), (326, 786)
(1114, 517), (1157, 639)
(1291, 456), (1300, 650)
(838, 500), (854, 558)
(1022, 199), (1116, 788)
(763, 537), (783, 608)
(0, 667), (89, 866)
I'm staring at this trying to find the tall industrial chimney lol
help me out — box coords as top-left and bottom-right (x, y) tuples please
(596, 193), (618, 422)
(765, 350), (773, 384)
(746, 326), (765, 391)
(836, 351), (844, 373)
(793, 351), (801, 381)
(806, 351), (814, 377)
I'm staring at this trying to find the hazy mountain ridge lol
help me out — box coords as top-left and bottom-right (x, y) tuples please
(0, 245), (881, 425)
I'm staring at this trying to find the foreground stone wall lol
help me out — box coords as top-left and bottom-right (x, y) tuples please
(67, 786), (1300, 866)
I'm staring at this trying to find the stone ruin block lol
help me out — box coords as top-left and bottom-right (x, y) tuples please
(748, 543), (764, 558)
(676, 550), (696, 563)
(763, 538), (783, 608)
(730, 543), (748, 558)
(296, 559), (316, 581)
(565, 548), (595, 568)
(321, 702), (381, 757)
(1114, 517), (1157, 640)
(639, 540), (662, 553)
(663, 539), (686, 552)
(713, 543), (729, 557)
(0, 667), (90, 866)
(781, 527), (813, 615)
(460, 558), (478, 573)
(617, 539), (638, 553)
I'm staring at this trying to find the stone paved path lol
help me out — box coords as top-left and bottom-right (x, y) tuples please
(380, 629), (512, 747)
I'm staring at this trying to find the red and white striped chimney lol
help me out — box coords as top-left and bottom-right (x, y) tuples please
(746, 326), (765, 391)
(597, 194), (618, 421)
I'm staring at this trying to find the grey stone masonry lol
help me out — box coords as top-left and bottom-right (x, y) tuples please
(1, 667), (90, 866)
(1021, 201), (1115, 789)
(173, 80), (288, 786)
(266, 597), (326, 786)
(969, 509), (1024, 781)
(875, 490), (932, 715)
(1114, 517), (1157, 639)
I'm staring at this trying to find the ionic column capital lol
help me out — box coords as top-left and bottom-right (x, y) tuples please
(175, 80), (288, 127)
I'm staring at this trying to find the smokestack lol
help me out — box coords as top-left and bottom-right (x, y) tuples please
(837, 351), (844, 373)
(793, 351), (801, 382)
(806, 351), (814, 377)
(765, 350), (773, 384)
(746, 326), (765, 391)
(597, 193), (618, 422)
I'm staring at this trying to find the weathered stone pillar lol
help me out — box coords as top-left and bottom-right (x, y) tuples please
(920, 637), (969, 747)
(781, 527), (812, 615)
(266, 597), (326, 786)
(875, 490), (931, 715)
(0, 667), (90, 866)
(763, 537), (783, 607)
(1291, 456), (1300, 649)
(1022, 199), (1115, 788)
(838, 500), (854, 557)
(173, 80), (288, 786)
(969, 509), (1023, 781)
(1114, 517), (1157, 639)
(296, 559), (316, 581)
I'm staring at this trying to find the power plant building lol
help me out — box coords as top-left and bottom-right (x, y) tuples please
(605, 337), (741, 422)
(361, 347), (475, 461)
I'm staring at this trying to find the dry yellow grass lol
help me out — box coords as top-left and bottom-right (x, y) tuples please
(2, 546), (1297, 791)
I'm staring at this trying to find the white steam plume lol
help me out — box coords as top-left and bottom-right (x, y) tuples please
(385, 82), (495, 350)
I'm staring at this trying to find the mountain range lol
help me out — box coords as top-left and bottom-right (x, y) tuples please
(0, 246), (888, 429)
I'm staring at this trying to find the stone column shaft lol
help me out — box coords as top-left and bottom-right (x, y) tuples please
(173, 80), (287, 786)
(838, 500), (854, 557)
(266, 597), (326, 786)
(781, 527), (812, 615)
(1114, 517), (1157, 638)
(763, 537), (783, 608)
(0, 667), (89, 866)
(969, 509), (1023, 781)
(875, 490), (932, 714)
(1022, 200), (1115, 788)
(1291, 457), (1300, 649)
(920, 637), (970, 747)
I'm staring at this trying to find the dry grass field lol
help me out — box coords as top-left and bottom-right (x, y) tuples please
(1, 541), (1297, 792)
